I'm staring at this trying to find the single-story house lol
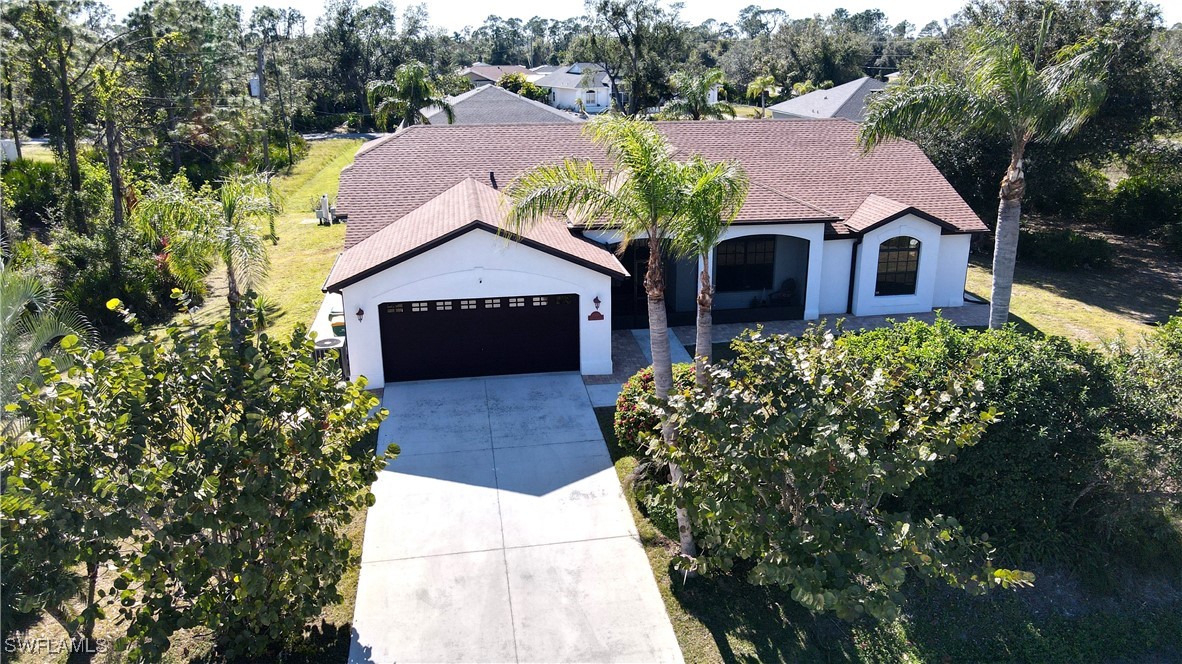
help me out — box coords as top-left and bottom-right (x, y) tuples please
(532, 63), (615, 113)
(422, 84), (583, 125)
(458, 63), (532, 87)
(769, 76), (887, 122)
(323, 120), (987, 384)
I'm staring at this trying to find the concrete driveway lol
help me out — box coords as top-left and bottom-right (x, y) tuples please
(349, 372), (683, 664)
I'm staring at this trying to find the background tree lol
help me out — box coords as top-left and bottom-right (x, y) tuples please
(746, 73), (777, 115)
(3, 0), (114, 233)
(662, 68), (735, 120)
(496, 71), (550, 102)
(861, 12), (1111, 329)
(366, 60), (454, 129)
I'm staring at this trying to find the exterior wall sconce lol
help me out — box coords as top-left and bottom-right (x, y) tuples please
(588, 296), (605, 321)
(356, 308), (365, 321)
(593, 296), (601, 310)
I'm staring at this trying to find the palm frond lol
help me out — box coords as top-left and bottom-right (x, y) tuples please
(505, 159), (641, 233)
(860, 81), (995, 151)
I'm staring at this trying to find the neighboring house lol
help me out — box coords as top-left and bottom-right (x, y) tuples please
(768, 76), (887, 121)
(323, 120), (987, 384)
(459, 63), (532, 87)
(422, 85), (583, 125)
(532, 63), (615, 113)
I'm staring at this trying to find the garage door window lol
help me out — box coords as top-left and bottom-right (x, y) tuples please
(532, 296), (548, 306)
(460, 299), (477, 310)
(411, 302), (428, 312)
(485, 299), (501, 308)
(509, 297), (525, 307)
(436, 301), (452, 311)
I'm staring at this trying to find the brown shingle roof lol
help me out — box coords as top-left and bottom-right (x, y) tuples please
(337, 119), (988, 250)
(324, 178), (627, 290)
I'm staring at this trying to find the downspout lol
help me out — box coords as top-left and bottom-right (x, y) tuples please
(846, 236), (863, 314)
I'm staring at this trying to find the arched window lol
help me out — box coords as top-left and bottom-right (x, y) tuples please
(585, 89), (597, 105)
(875, 236), (921, 296)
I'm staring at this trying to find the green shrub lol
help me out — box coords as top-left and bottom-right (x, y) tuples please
(1, 159), (58, 228)
(1108, 174), (1182, 234)
(838, 319), (1116, 562)
(1106, 142), (1182, 235)
(1017, 228), (1114, 270)
(613, 362), (695, 456)
(51, 226), (176, 334)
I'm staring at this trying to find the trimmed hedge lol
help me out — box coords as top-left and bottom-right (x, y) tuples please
(613, 362), (695, 456)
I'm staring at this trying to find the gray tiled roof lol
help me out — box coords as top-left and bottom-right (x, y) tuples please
(533, 64), (612, 90)
(768, 77), (887, 121)
(422, 85), (583, 125)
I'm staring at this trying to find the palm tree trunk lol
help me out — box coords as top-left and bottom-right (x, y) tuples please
(989, 149), (1026, 330)
(694, 251), (713, 386)
(644, 237), (699, 566)
(226, 263), (242, 341)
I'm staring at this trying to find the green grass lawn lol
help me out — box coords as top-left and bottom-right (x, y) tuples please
(594, 408), (1182, 664)
(182, 138), (362, 336)
(18, 142), (55, 163)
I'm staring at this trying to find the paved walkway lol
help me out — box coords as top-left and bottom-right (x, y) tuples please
(349, 373), (682, 664)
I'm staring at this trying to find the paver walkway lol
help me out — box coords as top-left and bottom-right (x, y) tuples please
(349, 373), (683, 664)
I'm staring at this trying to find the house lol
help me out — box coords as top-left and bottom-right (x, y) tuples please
(458, 63), (532, 87)
(768, 76), (887, 121)
(422, 85), (583, 125)
(532, 63), (615, 113)
(322, 120), (987, 384)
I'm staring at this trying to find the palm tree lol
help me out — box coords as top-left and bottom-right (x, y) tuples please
(860, 12), (1110, 329)
(135, 174), (276, 332)
(669, 156), (749, 386)
(0, 260), (91, 434)
(506, 115), (699, 561)
(663, 69), (735, 121)
(366, 61), (455, 130)
(746, 74), (777, 117)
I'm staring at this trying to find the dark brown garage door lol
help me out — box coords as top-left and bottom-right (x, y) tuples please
(379, 294), (580, 382)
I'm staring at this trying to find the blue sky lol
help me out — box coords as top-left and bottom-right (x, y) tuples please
(105, 0), (1182, 33)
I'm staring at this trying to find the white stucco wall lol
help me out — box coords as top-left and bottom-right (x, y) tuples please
(850, 214), (968, 317)
(548, 86), (610, 113)
(819, 239), (855, 315)
(336, 229), (615, 385)
(933, 233), (970, 308)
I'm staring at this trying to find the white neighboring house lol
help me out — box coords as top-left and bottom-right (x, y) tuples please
(768, 76), (887, 122)
(322, 120), (987, 385)
(532, 63), (615, 113)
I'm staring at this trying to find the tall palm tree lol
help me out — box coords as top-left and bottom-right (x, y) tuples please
(663, 69), (735, 121)
(669, 156), (749, 386)
(366, 61), (455, 130)
(0, 260), (91, 434)
(135, 174), (276, 332)
(746, 74), (777, 117)
(860, 12), (1110, 329)
(506, 115), (699, 561)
